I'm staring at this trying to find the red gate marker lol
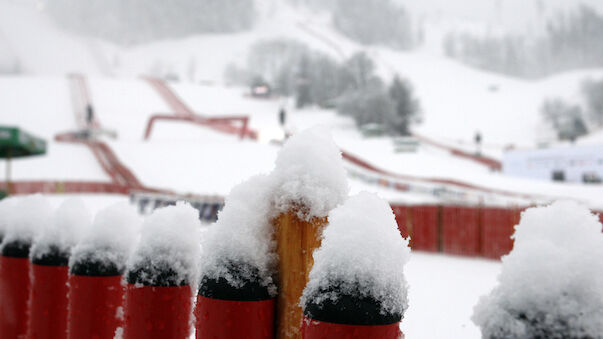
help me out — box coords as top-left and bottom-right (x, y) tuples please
(67, 274), (124, 339)
(195, 295), (275, 339)
(301, 317), (403, 339)
(123, 284), (193, 339)
(0, 256), (31, 339)
(27, 264), (69, 339)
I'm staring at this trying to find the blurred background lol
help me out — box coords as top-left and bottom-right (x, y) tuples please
(1, 0), (603, 337)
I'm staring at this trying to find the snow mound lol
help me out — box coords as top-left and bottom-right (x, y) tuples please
(473, 200), (603, 338)
(127, 202), (202, 287)
(200, 174), (277, 295)
(30, 198), (92, 262)
(272, 126), (349, 220)
(1, 194), (52, 246)
(302, 192), (411, 316)
(70, 202), (141, 275)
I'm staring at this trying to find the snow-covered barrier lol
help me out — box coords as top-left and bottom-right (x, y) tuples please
(122, 203), (201, 339)
(28, 198), (90, 339)
(473, 201), (603, 338)
(196, 175), (277, 339)
(67, 203), (139, 339)
(0, 195), (51, 339)
(301, 193), (409, 339)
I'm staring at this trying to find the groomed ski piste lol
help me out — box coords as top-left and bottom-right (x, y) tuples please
(2, 1), (603, 338)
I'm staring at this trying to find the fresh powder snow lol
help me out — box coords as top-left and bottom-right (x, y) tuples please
(30, 197), (92, 262)
(1, 194), (53, 248)
(271, 126), (349, 220)
(301, 192), (411, 317)
(126, 202), (202, 287)
(0, 196), (20, 242)
(472, 200), (603, 338)
(200, 174), (277, 295)
(70, 202), (141, 275)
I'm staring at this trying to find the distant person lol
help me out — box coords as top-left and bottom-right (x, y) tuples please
(279, 107), (287, 127)
(86, 104), (94, 126)
(475, 131), (482, 156)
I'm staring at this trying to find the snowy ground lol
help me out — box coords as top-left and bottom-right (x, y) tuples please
(403, 253), (500, 339)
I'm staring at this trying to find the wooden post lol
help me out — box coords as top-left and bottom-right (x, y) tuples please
(274, 210), (327, 339)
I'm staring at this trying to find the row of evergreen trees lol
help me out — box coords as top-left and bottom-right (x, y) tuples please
(47, 0), (255, 45)
(445, 5), (603, 78)
(230, 40), (420, 136)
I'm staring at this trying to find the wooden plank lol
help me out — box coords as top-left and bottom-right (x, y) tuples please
(274, 211), (327, 339)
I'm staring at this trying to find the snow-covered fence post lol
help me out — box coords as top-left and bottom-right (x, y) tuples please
(196, 175), (277, 339)
(27, 198), (91, 339)
(270, 128), (348, 339)
(122, 203), (201, 339)
(473, 201), (603, 338)
(67, 203), (139, 339)
(301, 193), (410, 339)
(0, 195), (51, 339)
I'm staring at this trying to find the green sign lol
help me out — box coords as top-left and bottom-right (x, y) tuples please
(0, 126), (46, 158)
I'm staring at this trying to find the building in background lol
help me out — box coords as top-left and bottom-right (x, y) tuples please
(503, 144), (603, 183)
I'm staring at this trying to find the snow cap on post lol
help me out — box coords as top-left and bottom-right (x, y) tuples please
(301, 192), (411, 324)
(1, 194), (52, 257)
(272, 126), (349, 220)
(30, 198), (91, 265)
(0, 196), (19, 242)
(473, 200), (603, 338)
(200, 174), (277, 298)
(70, 202), (140, 276)
(127, 202), (201, 287)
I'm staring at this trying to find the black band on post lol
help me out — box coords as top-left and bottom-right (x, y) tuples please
(70, 257), (123, 276)
(303, 283), (402, 326)
(31, 245), (70, 266)
(1, 240), (32, 258)
(127, 260), (187, 287)
(199, 261), (272, 301)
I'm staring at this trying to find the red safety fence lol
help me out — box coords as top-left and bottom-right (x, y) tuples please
(390, 204), (530, 260)
(123, 284), (193, 338)
(391, 205), (409, 239)
(408, 205), (440, 252)
(442, 206), (481, 256)
(301, 318), (403, 339)
(0, 256), (31, 338)
(0, 180), (130, 195)
(28, 264), (70, 339)
(481, 207), (522, 259)
(195, 296), (275, 339)
(67, 274), (125, 339)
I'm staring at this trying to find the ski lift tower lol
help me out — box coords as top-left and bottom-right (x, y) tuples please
(0, 126), (46, 196)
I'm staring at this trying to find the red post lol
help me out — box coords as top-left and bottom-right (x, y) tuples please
(195, 296), (275, 338)
(67, 274), (124, 339)
(302, 318), (403, 339)
(27, 264), (70, 339)
(0, 255), (31, 338)
(123, 285), (193, 338)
